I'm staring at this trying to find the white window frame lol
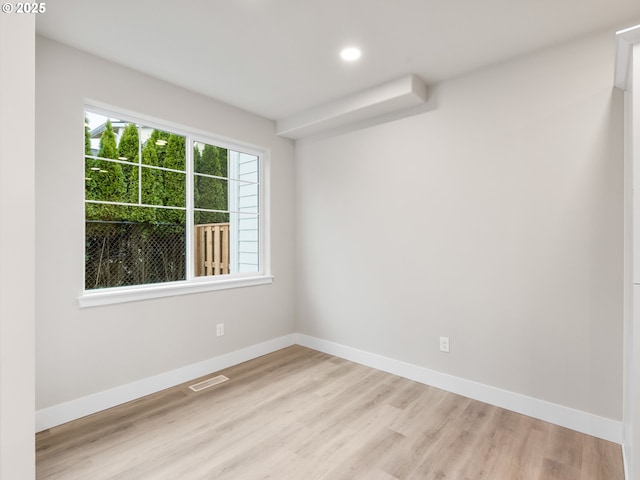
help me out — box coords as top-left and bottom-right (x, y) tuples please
(78, 103), (272, 308)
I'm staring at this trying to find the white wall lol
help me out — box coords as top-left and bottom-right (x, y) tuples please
(0, 14), (36, 480)
(35, 37), (295, 412)
(625, 38), (640, 480)
(295, 30), (624, 421)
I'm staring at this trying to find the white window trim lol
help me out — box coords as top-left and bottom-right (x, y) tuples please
(78, 275), (274, 308)
(79, 102), (272, 308)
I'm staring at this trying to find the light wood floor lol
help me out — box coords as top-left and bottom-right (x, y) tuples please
(36, 346), (624, 480)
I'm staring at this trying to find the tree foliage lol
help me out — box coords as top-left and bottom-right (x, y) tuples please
(140, 141), (163, 207)
(117, 123), (139, 162)
(195, 143), (228, 224)
(86, 120), (126, 220)
(118, 123), (140, 206)
(84, 122), (230, 227)
(97, 120), (118, 159)
(84, 119), (234, 289)
(156, 134), (186, 224)
(147, 129), (170, 167)
(84, 117), (92, 155)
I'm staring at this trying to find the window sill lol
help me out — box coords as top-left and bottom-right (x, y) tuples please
(78, 275), (274, 308)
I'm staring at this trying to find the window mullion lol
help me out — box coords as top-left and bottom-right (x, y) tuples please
(185, 136), (194, 281)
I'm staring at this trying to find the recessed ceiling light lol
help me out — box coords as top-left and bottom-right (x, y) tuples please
(340, 47), (361, 62)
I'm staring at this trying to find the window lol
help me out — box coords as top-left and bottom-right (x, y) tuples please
(81, 106), (270, 306)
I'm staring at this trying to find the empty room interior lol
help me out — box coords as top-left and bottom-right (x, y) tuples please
(6, 0), (640, 479)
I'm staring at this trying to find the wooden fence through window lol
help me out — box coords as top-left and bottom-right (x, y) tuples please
(194, 223), (230, 276)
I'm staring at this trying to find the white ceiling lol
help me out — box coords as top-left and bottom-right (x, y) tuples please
(37, 0), (640, 121)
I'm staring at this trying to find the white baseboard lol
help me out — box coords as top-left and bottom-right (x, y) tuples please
(37, 332), (624, 446)
(35, 334), (296, 432)
(295, 333), (623, 444)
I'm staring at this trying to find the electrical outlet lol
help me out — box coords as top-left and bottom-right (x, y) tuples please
(439, 336), (450, 353)
(216, 323), (224, 337)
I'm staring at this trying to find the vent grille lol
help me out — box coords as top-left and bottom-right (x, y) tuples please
(189, 375), (229, 392)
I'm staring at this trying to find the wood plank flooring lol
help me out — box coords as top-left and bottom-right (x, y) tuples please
(36, 346), (624, 479)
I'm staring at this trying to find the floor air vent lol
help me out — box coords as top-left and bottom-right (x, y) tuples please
(189, 375), (229, 392)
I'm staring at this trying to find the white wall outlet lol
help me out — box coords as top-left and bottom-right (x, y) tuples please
(439, 336), (450, 353)
(216, 323), (224, 337)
